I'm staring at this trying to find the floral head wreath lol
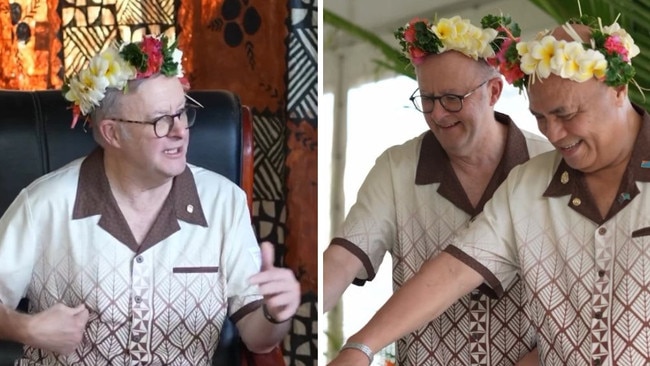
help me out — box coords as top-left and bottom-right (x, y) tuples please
(394, 14), (525, 87)
(62, 34), (188, 128)
(510, 11), (640, 91)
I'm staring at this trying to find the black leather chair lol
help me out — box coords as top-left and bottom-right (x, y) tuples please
(0, 89), (254, 366)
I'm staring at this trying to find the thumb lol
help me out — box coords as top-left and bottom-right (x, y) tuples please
(70, 303), (88, 315)
(260, 241), (275, 271)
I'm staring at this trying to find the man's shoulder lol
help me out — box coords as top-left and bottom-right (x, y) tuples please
(187, 164), (245, 197)
(521, 129), (554, 157)
(25, 158), (84, 195)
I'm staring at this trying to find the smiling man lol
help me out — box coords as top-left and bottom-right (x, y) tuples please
(323, 15), (552, 366)
(327, 13), (650, 366)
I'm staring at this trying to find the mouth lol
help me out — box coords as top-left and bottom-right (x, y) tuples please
(436, 121), (461, 129)
(163, 147), (183, 155)
(557, 140), (581, 151)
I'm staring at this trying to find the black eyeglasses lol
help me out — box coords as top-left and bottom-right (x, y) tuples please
(409, 80), (489, 113)
(109, 104), (201, 138)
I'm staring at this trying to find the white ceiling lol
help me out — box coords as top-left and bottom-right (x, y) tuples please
(323, 0), (558, 91)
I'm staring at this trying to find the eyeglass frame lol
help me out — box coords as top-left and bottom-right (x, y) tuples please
(409, 79), (490, 114)
(108, 103), (202, 138)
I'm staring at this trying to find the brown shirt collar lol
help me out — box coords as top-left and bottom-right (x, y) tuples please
(415, 111), (531, 216)
(73, 148), (208, 253)
(543, 104), (650, 224)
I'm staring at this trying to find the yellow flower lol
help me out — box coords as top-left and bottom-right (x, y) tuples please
(433, 17), (458, 41)
(575, 49), (607, 82)
(530, 35), (557, 78)
(97, 48), (135, 89)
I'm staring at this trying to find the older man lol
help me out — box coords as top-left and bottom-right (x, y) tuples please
(0, 35), (299, 365)
(324, 15), (551, 365)
(328, 13), (648, 366)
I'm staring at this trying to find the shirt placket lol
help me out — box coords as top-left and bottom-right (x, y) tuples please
(129, 253), (153, 366)
(469, 289), (489, 366)
(591, 225), (613, 366)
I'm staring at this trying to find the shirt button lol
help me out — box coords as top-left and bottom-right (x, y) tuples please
(594, 358), (602, 366)
(595, 311), (603, 319)
(134, 295), (142, 303)
(132, 334), (141, 342)
(598, 227), (607, 235)
(572, 197), (582, 206)
(598, 270), (606, 278)
(135, 255), (144, 263)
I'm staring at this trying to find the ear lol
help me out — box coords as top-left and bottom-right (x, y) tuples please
(487, 77), (503, 107)
(96, 119), (123, 148)
(613, 84), (628, 107)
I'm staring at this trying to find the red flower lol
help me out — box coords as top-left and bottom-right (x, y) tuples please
(138, 36), (164, 78)
(501, 63), (524, 84)
(409, 46), (427, 65)
(404, 26), (416, 43)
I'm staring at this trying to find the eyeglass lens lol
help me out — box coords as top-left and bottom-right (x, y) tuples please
(154, 106), (197, 137)
(413, 95), (463, 113)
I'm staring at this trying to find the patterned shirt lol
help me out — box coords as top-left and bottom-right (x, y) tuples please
(331, 113), (553, 365)
(0, 149), (263, 365)
(447, 107), (650, 365)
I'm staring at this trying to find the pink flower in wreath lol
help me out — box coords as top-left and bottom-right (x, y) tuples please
(409, 46), (427, 65)
(138, 36), (164, 78)
(604, 35), (629, 61)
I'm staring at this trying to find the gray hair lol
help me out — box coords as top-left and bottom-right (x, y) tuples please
(90, 77), (150, 145)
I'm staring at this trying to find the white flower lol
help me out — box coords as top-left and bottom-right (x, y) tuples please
(172, 48), (184, 77)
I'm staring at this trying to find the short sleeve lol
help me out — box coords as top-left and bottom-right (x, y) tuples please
(331, 149), (398, 284)
(0, 189), (38, 309)
(446, 166), (522, 298)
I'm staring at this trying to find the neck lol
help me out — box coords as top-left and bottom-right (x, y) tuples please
(103, 152), (173, 212)
(448, 115), (508, 169)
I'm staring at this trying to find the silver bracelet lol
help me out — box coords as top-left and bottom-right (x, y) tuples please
(341, 341), (374, 364)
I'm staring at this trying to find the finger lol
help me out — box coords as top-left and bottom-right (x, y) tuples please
(249, 267), (296, 285)
(70, 303), (88, 315)
(260, 241), (275, 271)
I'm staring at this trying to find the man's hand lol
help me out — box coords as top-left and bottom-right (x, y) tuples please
(249, 241), (300, 322)
(27, 303), (89, 355)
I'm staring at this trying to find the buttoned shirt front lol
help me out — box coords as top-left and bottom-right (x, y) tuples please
(331, 113), (553, 365)
(447, 107), (650, 365)
(0, 149), (262, 365)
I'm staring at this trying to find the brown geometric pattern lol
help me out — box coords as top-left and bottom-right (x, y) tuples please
(451, 146), (650, 366)
(336, 132), (542, 365)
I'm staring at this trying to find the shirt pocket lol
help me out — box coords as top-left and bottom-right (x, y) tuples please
(632, 227), (650, 238)
(172, 266), (219, 273)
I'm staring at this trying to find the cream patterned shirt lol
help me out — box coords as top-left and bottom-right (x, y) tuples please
(331, 113), (553, 365)
(0, 149), (262, 365)
(447, 108), (650, 366)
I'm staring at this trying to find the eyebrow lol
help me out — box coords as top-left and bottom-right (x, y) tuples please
(529, 106), (571, 117)
(150, 103), (186, 117)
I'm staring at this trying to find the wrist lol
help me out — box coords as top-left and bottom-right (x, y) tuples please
(340, 340), (374, 364)
(262, 303), (291, 324)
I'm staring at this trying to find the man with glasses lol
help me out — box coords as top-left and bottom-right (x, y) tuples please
(323, 15), (552, 365)
(0, 35), (299, 365)
(329, 13), (650, 366)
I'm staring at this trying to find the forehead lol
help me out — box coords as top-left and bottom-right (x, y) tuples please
(415, 51), (484, 90)
(126, 76), (185, 112)
(527, 76), (586, 113)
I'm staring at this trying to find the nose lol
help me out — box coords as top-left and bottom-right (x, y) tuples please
(541, 117), (565, 143)
(427, 99), (450, 123)
(166, 115), (188, 138)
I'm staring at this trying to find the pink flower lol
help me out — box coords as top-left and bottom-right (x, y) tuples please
(604, 35), (629, 61)
(404, 18), (428, 43)
(138, 36), (164, 78)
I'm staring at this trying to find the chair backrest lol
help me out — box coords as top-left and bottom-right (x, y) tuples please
(0, 89), (255, 366)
